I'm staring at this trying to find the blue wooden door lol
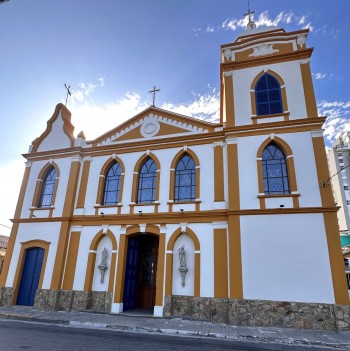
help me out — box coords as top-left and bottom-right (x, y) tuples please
(17, 247), (44, 306)
(123, 237), (140, 310)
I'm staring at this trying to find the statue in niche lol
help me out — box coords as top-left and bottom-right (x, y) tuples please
(98, 247), (108, 284)
(178, 245), (188, 287)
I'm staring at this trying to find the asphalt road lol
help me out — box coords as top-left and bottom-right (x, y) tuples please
(0, 319), (339, 351)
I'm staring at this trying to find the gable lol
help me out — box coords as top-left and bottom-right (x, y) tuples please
(93, 108), (217, 147)
(31, 104), (75, 153)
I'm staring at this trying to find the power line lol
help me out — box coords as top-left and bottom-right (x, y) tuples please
(0, 224), (11, 229)
(322, 164), (350, 189)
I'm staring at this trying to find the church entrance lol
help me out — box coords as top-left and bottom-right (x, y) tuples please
(123, 234), (159, 311)
(17, 247), (44, 306)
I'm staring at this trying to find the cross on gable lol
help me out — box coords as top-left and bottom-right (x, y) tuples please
(149, 86), (160, 107)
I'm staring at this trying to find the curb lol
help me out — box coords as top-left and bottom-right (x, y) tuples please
(0, 313), (350, 350)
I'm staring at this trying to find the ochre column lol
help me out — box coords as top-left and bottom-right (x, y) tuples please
(62, 230), (81, 290)
(155, 234), (166, 306)
(214, 228), (228, 298)
(76, 157), (91, 209)
(300, 60), (318, 118)
(213, 143), (225, 202)
(50, 157), (81, 290)
(114, 234), (127, 303)
(0, 162), (31, 286)
(223, 73), (235, 127)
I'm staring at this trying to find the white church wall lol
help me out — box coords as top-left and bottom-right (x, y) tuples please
(6, 222), (61, 289)
(232, 60), (308, 126)
(91, 236), (113, 292)
(188, 223), (214, 297)
(281, 132), (322, 207)
(172, 233), (195, 296)
(37, 113), (72, 152)
(240, 213), (335, 303)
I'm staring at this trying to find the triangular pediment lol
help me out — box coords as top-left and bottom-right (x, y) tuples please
(92, 107), (218, 147)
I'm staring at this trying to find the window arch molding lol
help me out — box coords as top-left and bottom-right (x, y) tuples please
(256, 136), (299, 206)
(169, 149), (200, 203)
(250, 70), (288, 117)
(32, 162), (60, 208)
(96, 156), (125, 206)
(131, 153), (161, 204)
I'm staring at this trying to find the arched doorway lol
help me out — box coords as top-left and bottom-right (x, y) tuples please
(123, 234), (159, 311)
(17, 247), (45, 306)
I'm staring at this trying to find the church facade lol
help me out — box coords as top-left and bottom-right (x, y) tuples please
(0, 23), (348, 324)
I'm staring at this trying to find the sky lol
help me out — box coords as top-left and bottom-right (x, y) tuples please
(0, 0), (349, 235)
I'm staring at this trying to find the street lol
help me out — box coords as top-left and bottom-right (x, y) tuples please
(0, 319), (341, 351)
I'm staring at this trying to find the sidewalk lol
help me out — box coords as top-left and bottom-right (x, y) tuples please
(0, 306), (349, 349)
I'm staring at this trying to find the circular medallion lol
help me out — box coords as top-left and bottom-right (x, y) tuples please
(140, 119), (160, 138)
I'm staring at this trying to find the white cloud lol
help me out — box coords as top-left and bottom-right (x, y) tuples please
(314, 72), (327, 80)
(319, 100), (350, 145)
(69, 77), (105, 104)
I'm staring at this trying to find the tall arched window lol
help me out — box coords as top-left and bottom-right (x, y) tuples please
(137, 157), (157, 204)
(174, 153), (196, 202)
(255, 73), (283, 116)
(102, 161), (121, 205)
(262, 142), (290, 194)
(38, 166), (57, 207)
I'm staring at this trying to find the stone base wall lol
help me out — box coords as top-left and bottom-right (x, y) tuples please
(164, 295), (350, 331)
(34, 289), (112, 313)
(0, 287), (13, 307)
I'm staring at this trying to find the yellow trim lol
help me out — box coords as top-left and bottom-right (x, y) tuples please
(32, 162), (60, 208)
(131, 153), (161, 204)
(224, 74), (235, 127)
(250, 70), (288, 118)
(214, 144), (225, 201)
(50, 160), (81, 290)
(155, 234), (165, 305)
(76, 159), (91, 208)
(113, 234), (127, 303)
(169, 149), (200, 202)
(227, 142), (240, 210)
(12, 240), (50, 304)
(256, 137), (298, 208)
(165, 252), (173, 296)
(0, 164), (31, 286)
(84, 229), (117, 293)
(214, 228), (228, 298)
(167, 227), (200, 251)
(323, 212), (349, 304)
(300, 61), (318, 118)
(228, 215), (243, 298)
(96, 156), (125, 206)
(62, 231), (81, 290)
(194, 252), (200, 297)
(312, 136), (334, 207)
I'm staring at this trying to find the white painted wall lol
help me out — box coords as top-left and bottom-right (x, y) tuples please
(237, 132), (322, 209)
(172, 234), (194, 296)
(37, 113), (72, 152)
(231, 60), (308, 126)
(6, 222), (61, 289)
(92, 236), (113, 291)
(240, 213), (335, 303)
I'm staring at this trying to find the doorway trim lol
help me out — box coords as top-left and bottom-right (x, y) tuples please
(12, 240), (50, 305)
(112, 224), (165, 316)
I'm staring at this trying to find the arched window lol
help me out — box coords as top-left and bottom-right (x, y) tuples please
(262, 143), (290, 194)
(102, 161), (122, 205)
(137, 157), (157, 204)
(38, 166), (57, 207)
(255, 73), (283, 116)
(174, 153), (196, 202)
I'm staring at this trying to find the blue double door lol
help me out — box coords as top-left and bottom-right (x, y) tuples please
(17, 247), (44, 306)
(123, 235), (158, 311)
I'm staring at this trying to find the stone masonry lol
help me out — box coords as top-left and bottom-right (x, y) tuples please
(164, 295), (350, 331)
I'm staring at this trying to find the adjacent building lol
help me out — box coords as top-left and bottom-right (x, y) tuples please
(0, 19), (348, 321)
(327, 131), (350, 247)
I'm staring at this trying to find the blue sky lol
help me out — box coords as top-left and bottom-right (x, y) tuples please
(0, 0), (349, 233)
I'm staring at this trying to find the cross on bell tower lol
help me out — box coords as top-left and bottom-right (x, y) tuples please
(243, 1), (256, 30)
(149, 85), (160, 107)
